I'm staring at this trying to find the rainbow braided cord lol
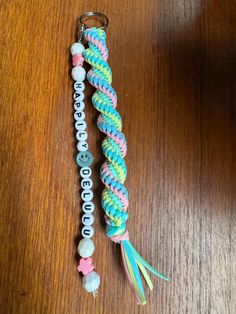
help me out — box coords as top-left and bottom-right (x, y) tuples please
(83, 27), (168, 305)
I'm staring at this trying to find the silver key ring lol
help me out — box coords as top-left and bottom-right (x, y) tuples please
(79, 11), (109, 30)
(78, 12), (109, 42)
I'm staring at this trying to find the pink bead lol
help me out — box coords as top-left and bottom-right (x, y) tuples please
(78, 257), (95, 275)
(73, 54), (84, 66)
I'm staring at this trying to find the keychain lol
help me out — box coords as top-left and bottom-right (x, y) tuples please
(70, 11), (168, 305)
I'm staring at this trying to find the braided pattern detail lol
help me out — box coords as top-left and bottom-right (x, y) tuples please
(83, 28), (129, 234)
(83, 27), (168, 305)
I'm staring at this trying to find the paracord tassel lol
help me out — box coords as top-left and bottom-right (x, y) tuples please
(83, 27), (168, 305)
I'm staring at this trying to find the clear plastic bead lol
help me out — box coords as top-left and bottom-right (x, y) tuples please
(82, 271), (100, 293)
(70, 42), (85, 55)
(77, 238), (94, 258)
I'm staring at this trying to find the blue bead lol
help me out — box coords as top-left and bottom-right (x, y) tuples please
(76, 151), (93, 167)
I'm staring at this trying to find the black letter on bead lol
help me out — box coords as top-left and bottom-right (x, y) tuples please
(82, 143), (88, 149)
(82, 180), (90, 188)
(83, 228), (91, 236)
(82, 169), (90, 176)
(74, 101), (83, 110)
(84, 204), (92, 211)
(75, 82), (83, 89)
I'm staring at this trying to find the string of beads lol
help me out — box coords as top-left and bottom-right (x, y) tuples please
(70, 41), (100, 295)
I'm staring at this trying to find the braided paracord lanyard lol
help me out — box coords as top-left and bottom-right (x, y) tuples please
(82, 26), (169, 305)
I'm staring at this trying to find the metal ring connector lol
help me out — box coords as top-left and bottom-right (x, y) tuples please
(79, 11), (109, 30)
(78, 12), (109, 42)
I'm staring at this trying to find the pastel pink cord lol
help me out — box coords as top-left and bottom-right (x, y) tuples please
(83, 26), (169, 305)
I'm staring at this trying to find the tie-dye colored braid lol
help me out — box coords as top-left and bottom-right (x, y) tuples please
(83, 27), (168, 305)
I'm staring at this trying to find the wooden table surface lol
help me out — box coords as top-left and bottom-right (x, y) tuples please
(0, 1), (235, 313)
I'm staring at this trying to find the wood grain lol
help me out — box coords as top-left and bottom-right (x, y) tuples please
(0, 1), (235, 313)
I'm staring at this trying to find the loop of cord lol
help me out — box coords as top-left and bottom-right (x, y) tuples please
(83, 28), (129, 237)
(83, 27), (168, 305)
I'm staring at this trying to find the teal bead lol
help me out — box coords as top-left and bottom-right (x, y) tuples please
(76, 151), (93, 167)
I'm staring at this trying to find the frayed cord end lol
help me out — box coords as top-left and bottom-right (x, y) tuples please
(120, 239), (169, 305)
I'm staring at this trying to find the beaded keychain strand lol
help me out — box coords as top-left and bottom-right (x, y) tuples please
(70, 12), (168, 305)
(71, 40), (100, 294)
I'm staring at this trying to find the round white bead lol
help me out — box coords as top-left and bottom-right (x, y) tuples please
(81, 189), (93, 202)
(74, 110), (85, 121)
(80, 167), (92, 178)
(75, 120), (86, 131)
(71, 66), (86, 81)
(81, 178), (93, 190)
(74, 101), (85, 111)
(82, 201), (95, 214)
(74, 81), (85, 92)
(82, 213), (94, 226)
(77, 141), (88, 152)
(70, 42), (85, 55)
(82, 271), (100, 293)
(77, 238), (94, 258)
(76, 130), (88, 141)
(82, 225), (94, 238)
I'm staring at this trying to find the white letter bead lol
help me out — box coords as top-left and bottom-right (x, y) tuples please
(74, 110), (85, 121)
(73, 91), (84, 102)
(78, 238), (94, 258)
(74, 81), (85, 92)
(80, 167), (92, 178)
(75, 120), (87, 131)
(72, 66), (86, 81)
(83, 271), (100, 293)
(82, 213), (94, 226)
(81, 178), (93, 190)
(82, 201), (95, 213)
(77, 141), (88, 152)
(76, 130), (88, 141)
(74, 101), (85, 111)
(82, 225), (94, 238)
(81, 189), (93, 202)
(70, 42), (85, 55)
